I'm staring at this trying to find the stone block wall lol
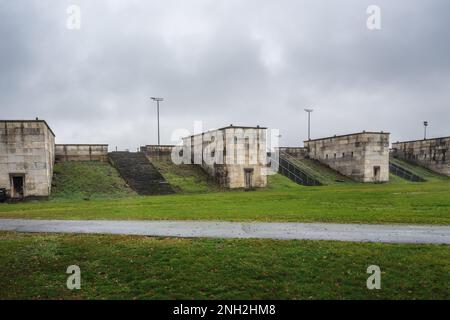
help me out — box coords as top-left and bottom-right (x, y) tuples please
(276, 147), (308, 159)
(0, 120), (55, 198)
(391, 137), (450, 176)
(182, 126), (268, 189)
(304, 132), (390, 182)
(55, 144), (108, 162)
(140, 145), (175, 161)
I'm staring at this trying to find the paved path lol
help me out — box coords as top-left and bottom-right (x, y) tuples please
(1, 219), (449, 244)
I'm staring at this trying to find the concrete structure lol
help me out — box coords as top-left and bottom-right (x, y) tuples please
(181, 125), (268, 189)
(0, 120), (55, 199)
(140, 145), (174, 161)
(391, 137), (450, 176)
(276, 147), (307, 159)
(55, 144), (108, 162)
(304, 132), (390, 182)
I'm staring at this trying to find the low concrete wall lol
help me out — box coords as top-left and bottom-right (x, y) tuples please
(55, 144), (108, 162)
(276, 147), (308, 159)
(140, 145), (175, 161)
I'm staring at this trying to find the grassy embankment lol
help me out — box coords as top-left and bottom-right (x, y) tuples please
(50, 161), (136, 200)
(390, 157), (449, 182)
(1, 161), (449, 300)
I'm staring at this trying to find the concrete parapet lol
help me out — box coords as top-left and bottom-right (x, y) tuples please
(55, 144), (108, 162)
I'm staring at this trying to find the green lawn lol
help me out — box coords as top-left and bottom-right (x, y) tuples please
(0, 173), (449, 225)
(0, 232), (448, 299)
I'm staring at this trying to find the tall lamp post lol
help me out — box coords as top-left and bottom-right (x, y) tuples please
(423, 121), (428, 140)
(304, 108), (314, 140)
(151, 97), (164, 146)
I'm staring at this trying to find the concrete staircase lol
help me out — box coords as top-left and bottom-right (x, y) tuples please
(389, 157), (425, 182)
(269, 152), (322, 186)
(108, 152), (174, 195)
(270, 151), (354, 186)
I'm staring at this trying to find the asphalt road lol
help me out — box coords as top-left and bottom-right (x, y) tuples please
(1, 219), (449, 244)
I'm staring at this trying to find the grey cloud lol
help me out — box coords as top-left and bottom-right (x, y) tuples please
(0, 0), (449, 150)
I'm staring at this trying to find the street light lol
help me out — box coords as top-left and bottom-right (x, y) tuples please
(423, 121), (428, 140)
(304, 108), (314, 140)
(151, 97), (164, 146)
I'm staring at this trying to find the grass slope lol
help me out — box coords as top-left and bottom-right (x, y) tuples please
(0, 232), (448, 299)
(1, 174), (449, 225)
(150, 159), (223, 194)
(288, 158), (354, 185)
(51, 162), (136, 200)
(390, 157), (449, 182)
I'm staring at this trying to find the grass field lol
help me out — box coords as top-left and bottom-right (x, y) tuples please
(0, 173), (449, 225)
(0, 232), (448, 300)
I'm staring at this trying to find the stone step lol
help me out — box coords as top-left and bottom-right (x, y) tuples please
(108, 152), (174, 195)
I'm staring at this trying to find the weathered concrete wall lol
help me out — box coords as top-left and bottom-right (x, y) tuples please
(304, 132), (390, 182)
(276, 147), (308, 159)
(182, 126), (268, 189)
(0, 120), (55, 198)
(55, 144), (108, 162)
(140, 145), (174, 161)
(391, 137), (450, 176)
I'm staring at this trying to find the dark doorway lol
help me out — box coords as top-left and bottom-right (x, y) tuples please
(373, 166), (381, 182)
(12, 176), (24, 198)
(244, 168), (253, 189)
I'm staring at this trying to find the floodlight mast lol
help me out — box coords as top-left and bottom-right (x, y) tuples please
(423, 121), (428, 140)
(304, 108), (314, 140)
(151, 97), (164, 146)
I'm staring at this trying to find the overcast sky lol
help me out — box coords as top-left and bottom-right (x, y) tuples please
(1, 0), (449, 150)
